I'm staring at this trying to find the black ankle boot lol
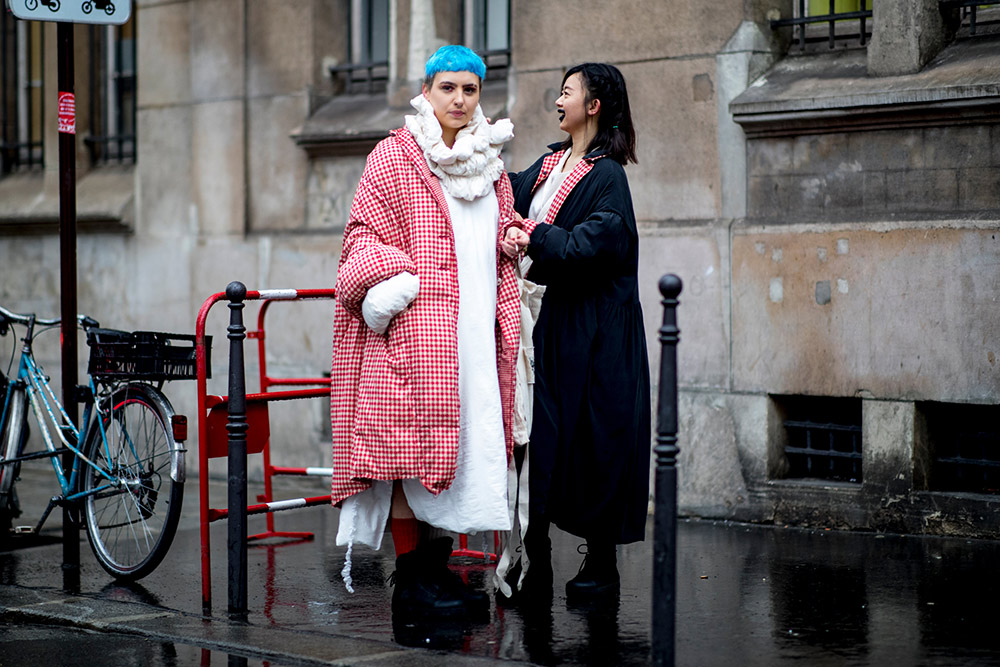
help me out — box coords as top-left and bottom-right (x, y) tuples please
(565, 543), (619, 601)
(420, 536), (490, 617)
(391, 538), (466, 618)
(517, 522), (553, 600)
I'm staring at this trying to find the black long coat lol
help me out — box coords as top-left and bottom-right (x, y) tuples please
(510, 144), (651, 544)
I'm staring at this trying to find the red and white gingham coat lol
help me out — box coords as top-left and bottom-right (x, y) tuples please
(329, 127), (521, 506)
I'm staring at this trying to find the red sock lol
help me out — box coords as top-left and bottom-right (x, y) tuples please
(390, 517), (420, 556)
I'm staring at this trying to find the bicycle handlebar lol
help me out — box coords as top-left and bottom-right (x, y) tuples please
(0, 304), (100, 331)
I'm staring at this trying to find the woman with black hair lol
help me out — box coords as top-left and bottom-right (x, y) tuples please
(501, 63), (650, 603)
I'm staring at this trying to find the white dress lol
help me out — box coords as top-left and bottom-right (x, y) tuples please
(404, 189), (510, 533)
(336, 189), (510, 551)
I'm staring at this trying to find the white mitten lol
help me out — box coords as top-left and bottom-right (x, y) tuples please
(361, 272), (420, 334)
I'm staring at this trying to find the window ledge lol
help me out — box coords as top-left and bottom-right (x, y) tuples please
(293, 80), (509, 158)
(913, 490), (1000, 503)
(0, 165), (134, 235)
(731, 36), (1000, 138)
(764, 479), (862, 491)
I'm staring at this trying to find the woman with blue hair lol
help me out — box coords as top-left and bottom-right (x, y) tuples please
(328, 45), (521, 622)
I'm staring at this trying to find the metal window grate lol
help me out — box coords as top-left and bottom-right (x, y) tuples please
(329, 61), (389, 95)
(777, 396), (863, 483)
(1, 13), (44, 175)
(785, 420), (863, 483)
(479, 48), (510, 82)
(941, 1), (1000, 35)
(924, 402), (1000, 494)
(771, 0), (873, 51)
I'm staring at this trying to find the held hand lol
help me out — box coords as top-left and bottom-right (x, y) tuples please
(501, 227), (530, 258)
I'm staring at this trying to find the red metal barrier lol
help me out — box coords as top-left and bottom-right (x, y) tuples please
(196, 288), (335, 612)
(195, 286), (499, 612)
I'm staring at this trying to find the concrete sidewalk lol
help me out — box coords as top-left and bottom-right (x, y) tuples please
(2, 468), (1000, 666)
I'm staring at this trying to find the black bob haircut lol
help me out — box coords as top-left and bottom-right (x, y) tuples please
(559, 62), (637, 166)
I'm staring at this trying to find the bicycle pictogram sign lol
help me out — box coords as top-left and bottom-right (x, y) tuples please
(10, 0), (131, 26)
(82, 0), (114, 15)
(25, 0), (61, 12)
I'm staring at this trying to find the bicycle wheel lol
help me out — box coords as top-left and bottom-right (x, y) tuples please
(0, 384), (26, 537)
(81, 383), (183, 580)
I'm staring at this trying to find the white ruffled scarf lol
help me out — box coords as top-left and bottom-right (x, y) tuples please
(405, 94), (514, 201)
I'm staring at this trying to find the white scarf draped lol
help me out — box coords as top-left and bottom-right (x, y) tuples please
(405, 93), (514, 201)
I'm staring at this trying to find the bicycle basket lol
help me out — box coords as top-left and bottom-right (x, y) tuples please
(86, 329), (212, 381)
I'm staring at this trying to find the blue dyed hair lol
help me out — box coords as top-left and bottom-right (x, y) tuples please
(423, 45), (486, 84)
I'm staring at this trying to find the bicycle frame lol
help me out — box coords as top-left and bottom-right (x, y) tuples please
(2, 323), (142, 532)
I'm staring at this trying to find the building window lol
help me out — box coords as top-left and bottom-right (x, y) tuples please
(922, 402), (1000, 495)
(330, 0), (389, 95)
(774, 395), (863, 483)
(772, 0), (873, 51)
(465, 0), (510, 80)
(85, 18), (136, 166)
(1, 13), (44, 175)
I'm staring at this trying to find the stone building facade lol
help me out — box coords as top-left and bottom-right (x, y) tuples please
(1, 0), (998, 537)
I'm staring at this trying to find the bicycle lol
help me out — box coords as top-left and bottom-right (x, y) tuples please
(0, 304), (209, 581)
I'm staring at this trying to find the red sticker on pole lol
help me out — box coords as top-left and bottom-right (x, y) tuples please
(58, 92), (76, 135)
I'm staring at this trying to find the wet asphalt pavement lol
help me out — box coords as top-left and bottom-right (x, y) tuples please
(2, 467), (1000, 666)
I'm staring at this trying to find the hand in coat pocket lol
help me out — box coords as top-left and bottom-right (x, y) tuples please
(361, 272), (420, 334)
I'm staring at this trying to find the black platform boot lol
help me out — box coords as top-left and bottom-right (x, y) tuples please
(421, 536), (490, 618)
(519, 519), (553, 599)
(565, 542), (619, 602)
(390, 539), (467, 619)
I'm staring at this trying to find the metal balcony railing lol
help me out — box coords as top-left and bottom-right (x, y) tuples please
(771, 0), (874, 50)
(329, 61), (389, 96)
(941, 0), (1000, 35)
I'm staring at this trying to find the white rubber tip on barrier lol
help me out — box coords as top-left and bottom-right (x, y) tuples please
(267, 498), (309, 512)
(257, 289), (298, 300)
(305, 467), (334, 477)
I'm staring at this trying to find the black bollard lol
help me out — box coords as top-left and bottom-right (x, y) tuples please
(225, 281), (249, 619)
(653, 273), (682, 667)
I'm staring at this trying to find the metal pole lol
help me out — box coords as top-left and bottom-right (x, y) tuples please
(57, 21), (80, 593)
(653, 273), (682, 667)
(226, 281), (248, 619)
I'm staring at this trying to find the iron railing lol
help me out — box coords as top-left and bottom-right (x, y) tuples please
(478, 48), (510, 81)
(329, 60), (389, 95)
(328, 49), (508, 97)
(771, 0), (873, 50)
(941, 0), (1000, 35)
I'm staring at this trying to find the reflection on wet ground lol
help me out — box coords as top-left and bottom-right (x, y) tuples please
(4, 472), (1000, 665)
(0, 621), (296, 667)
